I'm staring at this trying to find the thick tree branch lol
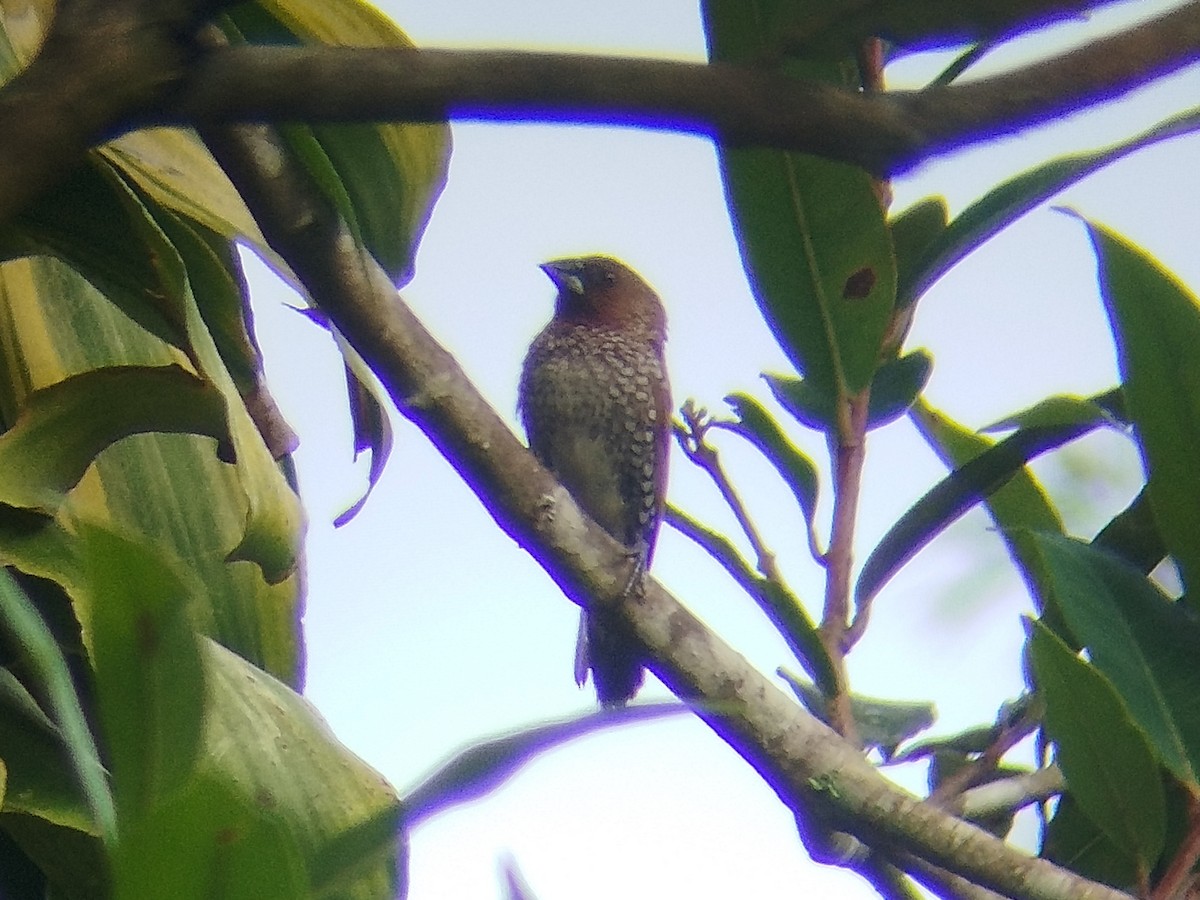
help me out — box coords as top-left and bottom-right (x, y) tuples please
(2, 1), (1198, 227)
(160, 0), (1200, 174)
(199, 119), (1130, 900)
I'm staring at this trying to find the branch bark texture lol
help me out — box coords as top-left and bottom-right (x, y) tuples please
(161, 0), (1200, 173)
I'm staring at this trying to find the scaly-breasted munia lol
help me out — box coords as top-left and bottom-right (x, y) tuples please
(519, 256), (671, 706)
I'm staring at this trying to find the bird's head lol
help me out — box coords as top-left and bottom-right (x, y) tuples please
(540, 256), (666, 339)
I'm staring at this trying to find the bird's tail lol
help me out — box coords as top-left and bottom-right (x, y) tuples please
(575, 609), (644, 707)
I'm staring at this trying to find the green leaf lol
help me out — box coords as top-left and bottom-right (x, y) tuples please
(764, 350), (931, 433)
(1084, 218), (1200, 597)
(905, 107), (1200, 306)
(0, 366), (229, 516)
(1030, 533), (1200, 788)
(1028, 619), (1166, 873)
(981, 393), (1120, 433)
(0, 570), (111, 843)
(890, 197), (948, 312)
(334, 358), (394, 528)
(0, 159), (190, 352)
(864, 349), (932, 428)
(702, 0), (896, 396)
(1042, 793), (1136, 889)
(221, 0), (451, 284)
(1092, 487), (1165, 576)
(82, 525), (204, 825)
(403, 704), (689, 827)
(0, 255), (304, 685)
(857, 398), (1067, 608)
(664, 504), (836, 694)
(778, 669), (934, 759)
(113, 637), (406, 899)
(719, 393), (818, 528)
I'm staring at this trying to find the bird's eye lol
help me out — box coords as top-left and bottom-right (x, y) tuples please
(603, 271), (616, 285)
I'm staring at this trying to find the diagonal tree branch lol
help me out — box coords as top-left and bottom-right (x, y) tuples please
(197, 118), (1132, 900)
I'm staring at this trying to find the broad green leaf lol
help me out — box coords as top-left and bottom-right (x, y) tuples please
(720, 393), (818, 528)
(905, 107), (1200, 306)
(115, 638), (405, 898)
(81, 525), (203, 824)
(0, 570), (109, 841)
(1029, 619), (1166, 873)
(856, 398), (1066, 607)
(779, 669), (935, 759)
(0, 256), (303, 684)
(1042, 794), (1136, 890)
(1085, 219), (1200, 598)
(142, 199), (305, 586)
(222, 0), (451, 284)
(403, 704), (688, 827)
(101, 130), (268, 254)
(890, 197), (948, 313)
(0, 159), (190, 353)
(1093, 488), (1165, 576)
(115, 773), (306, 900)
(982, 393), (1120, 433)
(765, 350), (931, 432)
(0, 366), (229, 515)
(702, 0), (896, 396)
(1030, 533), (1200, 787)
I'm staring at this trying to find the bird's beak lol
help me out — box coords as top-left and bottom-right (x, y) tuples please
(540, 259), (584, 295)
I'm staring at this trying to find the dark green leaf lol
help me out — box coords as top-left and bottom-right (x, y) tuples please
(702, 0), (896, 395)
(0, 366), (230, 516)
(1084, 219), (1200, 597)
(403, 704), (689, 827)
(865, 349), (932, 428)
(1042, 794), (1136, 890)
(1028, 619), (1166, 871)
(764, 351), (930, 433)
(1030, 533), (1200, 787)
(1092, 487), (1165, 576)
(720, 393), (818, 528)
(779, 669), (934, 758)
(83, 525), (204, 824)
(857, 399), (1070, 607)
(890, 197), (948, 311)
(905, 107), (1200, 306)
(0, 570), (111, 843)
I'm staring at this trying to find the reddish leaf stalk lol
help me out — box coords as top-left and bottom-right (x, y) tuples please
(820, 388), (870, 740)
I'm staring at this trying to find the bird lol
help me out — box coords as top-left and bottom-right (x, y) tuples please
(518, 255), (672, 706)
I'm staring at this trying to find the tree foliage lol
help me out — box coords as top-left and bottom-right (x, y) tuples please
(0, 0), (1198, 897)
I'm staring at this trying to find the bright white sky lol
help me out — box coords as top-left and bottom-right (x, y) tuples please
(245, 1), (1200, 896)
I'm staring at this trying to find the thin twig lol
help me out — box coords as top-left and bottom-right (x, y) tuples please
(674, 403), (780, 582)
(665, 504), (832, 691)
(930, 701), (1041, 806)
